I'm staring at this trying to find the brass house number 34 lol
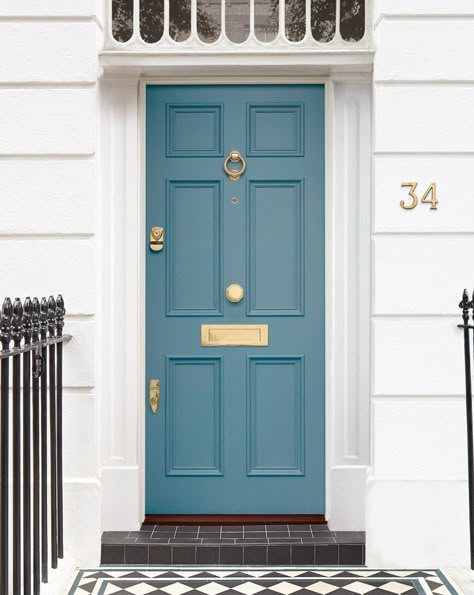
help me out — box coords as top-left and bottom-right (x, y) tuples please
(401, 182), (438, 210)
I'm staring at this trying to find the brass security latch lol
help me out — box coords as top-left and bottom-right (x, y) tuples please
(150, 227), (164, 252)
(149, 379), (160, 413)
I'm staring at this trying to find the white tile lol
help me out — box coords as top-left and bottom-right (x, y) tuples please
(305, 582), (339, 595)
(344, 583), (376, 595)
(126, 584), (158, 595)
(268, 582), (301, 595)
(160, 583), (194, 595)
(379, 582), (413, 594)
(197, 583), (229, 595)
(233, 583), (266, 595)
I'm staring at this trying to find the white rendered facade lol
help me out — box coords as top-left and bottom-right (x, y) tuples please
(0, 0), (471, 572)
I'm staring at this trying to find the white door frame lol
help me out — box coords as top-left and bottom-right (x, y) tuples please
(98, 70), (371, 532)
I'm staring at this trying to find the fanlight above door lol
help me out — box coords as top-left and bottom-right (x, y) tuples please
(109, 0), (367, 50)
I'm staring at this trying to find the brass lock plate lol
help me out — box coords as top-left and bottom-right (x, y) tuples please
(150, 227), (164, 252)
(149, 379), (160, 413)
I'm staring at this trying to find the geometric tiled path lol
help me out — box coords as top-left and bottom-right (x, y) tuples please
(102, 525), (365, 566)
(68, 567), (461, 595)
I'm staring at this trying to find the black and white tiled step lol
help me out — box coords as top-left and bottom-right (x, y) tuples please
(69, 567), (461, 595)
(101, 525), (365, 566)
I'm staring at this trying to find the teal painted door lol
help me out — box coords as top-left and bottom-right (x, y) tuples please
(146, 85), (325, 513)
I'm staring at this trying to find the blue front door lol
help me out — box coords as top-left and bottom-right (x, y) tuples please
(146, 85), (325, 514)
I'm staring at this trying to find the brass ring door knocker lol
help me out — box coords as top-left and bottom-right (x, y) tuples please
(224, 150), (247, 181)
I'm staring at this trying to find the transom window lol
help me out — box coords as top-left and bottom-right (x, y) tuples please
(110, 0), (366, 48)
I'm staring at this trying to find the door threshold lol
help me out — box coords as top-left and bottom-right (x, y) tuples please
(143, 514), (326, 526)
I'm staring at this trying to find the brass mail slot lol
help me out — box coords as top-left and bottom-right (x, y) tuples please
(201, 324), (268, 347)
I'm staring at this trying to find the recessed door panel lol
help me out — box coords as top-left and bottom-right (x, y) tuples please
(247, 180), (304, 316)
(146, 85), (325, 513)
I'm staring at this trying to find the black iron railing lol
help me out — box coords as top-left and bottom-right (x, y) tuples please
(0, 295), (71, 595)
(459, 289), (474, 570)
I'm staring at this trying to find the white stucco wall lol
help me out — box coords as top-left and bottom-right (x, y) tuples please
(0, 0), (102, 566)
(366, 0), (474, 567)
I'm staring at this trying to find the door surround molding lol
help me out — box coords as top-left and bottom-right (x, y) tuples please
(98, 72), (371, 532)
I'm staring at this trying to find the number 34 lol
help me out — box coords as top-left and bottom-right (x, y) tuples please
(401, 182), (438, 210)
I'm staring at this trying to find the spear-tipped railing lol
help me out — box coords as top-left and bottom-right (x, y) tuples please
(459, 289), (474, 570)
(0, 295), (71, 595)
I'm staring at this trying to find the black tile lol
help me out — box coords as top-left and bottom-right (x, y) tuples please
(149, 545), (172, 564)
(152, 532), (176, 538)
(244, 546), (267, 564)
(148, 538), (171, 543)
(339, 544), (364, 565)
(219, 546), (243, 564)
(266, 525), (288, 531)
(289, 531), (312, 537)
(311, 524), (330, 532)
(266, 531), (290, 537)
(154, 525), (177, 530)
(125, 545), (149, 564)
(268, 545), (291, 564)
(268, 538), (302, 543)
(334, 532), (365, 543)
(303, 537), (336, 544)
(169, 538), (202, 544)
(202, 538), (235, 544)
(243, 531), (266, 537)
(199, 526), (222, 533)
(136, 536), (154, 543)
(220, 532), (243, 538)
(172, 546), (196, 564)
(289, 524), (311, 531)
(129, 531), (146, 538)
(198, 531), (220, 539)
(196, 546), (220, 564)
(315, 544), (339, 565)
(140, 524), (154, 532)
(236, 538), (268, 544)
(176, 526), (200, 533)
(245, 525), (265, 531)
(291, 545), (315, 565)
(102, 531), (130, 541)
(221, 525), (243, 532)
(101, 544), (124, 564)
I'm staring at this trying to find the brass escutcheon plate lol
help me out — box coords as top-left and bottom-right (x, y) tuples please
(201, 324), (268, 347)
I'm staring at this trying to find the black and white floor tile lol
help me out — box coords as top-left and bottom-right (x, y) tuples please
(67, 567), (461, 595)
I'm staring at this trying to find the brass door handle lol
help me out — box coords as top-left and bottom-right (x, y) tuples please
(149, 379), (160, 413)
(224, 151), (246, 181)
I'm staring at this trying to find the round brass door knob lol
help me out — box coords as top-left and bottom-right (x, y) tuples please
(226, 284), (244, 303)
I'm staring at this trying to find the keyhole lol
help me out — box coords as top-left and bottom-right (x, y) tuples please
(231, 197), (238, 204)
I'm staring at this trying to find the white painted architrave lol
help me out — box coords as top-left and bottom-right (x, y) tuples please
(98, 68), (371, 532)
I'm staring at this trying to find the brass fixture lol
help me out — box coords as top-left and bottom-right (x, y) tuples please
(223, 150), (246, 181)
(150, 226), (164, 251)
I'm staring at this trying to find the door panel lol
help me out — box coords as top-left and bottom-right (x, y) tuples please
(146, 85), (325, 514)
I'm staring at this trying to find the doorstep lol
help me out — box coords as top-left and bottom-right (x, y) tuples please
(101, 524), (365, 565)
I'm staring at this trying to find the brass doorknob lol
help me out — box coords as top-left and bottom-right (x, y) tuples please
(226, 284), (244, 303)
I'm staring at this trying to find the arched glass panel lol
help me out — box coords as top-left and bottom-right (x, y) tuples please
(340, 0), (365, 42)
(140, 0), (164, 43)
(255, 0), (278, 43)
(169, 0), (192, 41)
(225, 0), (250, 43)
(197, 0), (222, 43)
(311, 0), (335, 42)
(112, 0), (134, 42)
(285, 0), (306, 42)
